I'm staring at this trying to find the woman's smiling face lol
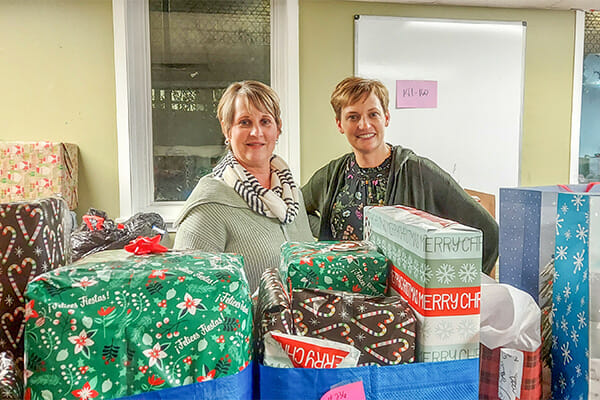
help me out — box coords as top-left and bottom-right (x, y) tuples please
(226, 95), (280, 171)
(336, 92), (390, 156)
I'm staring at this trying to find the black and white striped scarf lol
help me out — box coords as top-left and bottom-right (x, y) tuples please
(213, 151), (300, 224)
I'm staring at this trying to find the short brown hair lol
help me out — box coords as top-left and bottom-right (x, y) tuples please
(330, 77), (389, 120)
(217, 80), (282, 136)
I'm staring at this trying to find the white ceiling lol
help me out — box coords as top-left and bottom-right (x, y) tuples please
(353, 0), (599, 10)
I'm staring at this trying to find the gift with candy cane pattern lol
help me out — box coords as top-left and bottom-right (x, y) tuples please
(0, 197), (70, 380)
(291, 288), (416, 367)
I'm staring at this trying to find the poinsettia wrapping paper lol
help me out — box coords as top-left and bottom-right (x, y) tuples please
(280, 241), (388, 296)
(0, 142), (78, 210)
(23, 251), (253, 399)
(364, 205), (481, 362)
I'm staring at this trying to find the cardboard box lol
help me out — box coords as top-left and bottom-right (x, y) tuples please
(0, 141), (78, 209)
(364, 205), (481, 362)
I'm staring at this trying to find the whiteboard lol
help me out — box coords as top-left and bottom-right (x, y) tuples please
(355, 16), (526, 213)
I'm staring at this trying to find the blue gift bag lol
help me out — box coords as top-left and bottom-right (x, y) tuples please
(259, 358), (479, 400)
(115, 362), (254, 400)
(552, 192), (600, 399)
(499, 184), (600, 304)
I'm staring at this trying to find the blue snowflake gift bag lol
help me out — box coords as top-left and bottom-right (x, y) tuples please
(499, 185), (583, 305)
(552, 190), (600, 399)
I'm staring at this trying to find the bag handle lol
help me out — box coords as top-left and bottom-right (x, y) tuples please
(585, 182), (600, 192)
(557, 184), (573, 192)
(557, 183), (600, 193)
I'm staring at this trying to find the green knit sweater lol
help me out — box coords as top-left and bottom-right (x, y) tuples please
(301, 145), (499, 274)
(173, 174), (313, 291)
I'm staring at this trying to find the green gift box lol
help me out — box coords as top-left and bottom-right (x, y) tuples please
(24, 251), (253, 399)
(280, 241), (388, 296)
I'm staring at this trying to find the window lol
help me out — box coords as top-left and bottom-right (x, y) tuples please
(578, 11), (600, 183)
(112, 0), (299, 225)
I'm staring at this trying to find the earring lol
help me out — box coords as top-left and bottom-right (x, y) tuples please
(224, 138), (230, 145)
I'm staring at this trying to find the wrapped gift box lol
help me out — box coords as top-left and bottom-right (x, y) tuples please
(24, 251), (253, 399)
(280, 241), (388, 296)
(255, 269), (295, 360)
(292, 288), (416, 366)
(0, 197), (70, 368)
(364, 205), (481, 362)
(0, 141), (78, 209)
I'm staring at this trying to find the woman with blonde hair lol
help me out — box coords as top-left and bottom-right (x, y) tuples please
(174, 81), (312, 291)
(302, 76), (498, 274)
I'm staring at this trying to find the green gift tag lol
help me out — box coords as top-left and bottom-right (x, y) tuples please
(24, 251), (253, 399)
(280, 241), (388, 295)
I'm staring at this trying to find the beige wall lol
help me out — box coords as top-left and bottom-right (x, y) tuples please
(0, 1), (576, 222)
(299, 0), (575, 187)
(0, 0), (118, 219)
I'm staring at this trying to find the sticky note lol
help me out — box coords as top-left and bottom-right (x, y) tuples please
(320, 381), (366, 400)
(396, 80), (438, 108)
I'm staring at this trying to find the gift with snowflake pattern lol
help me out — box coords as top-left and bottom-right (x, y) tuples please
(497, 185), (600, 305)
(364, 205), (481, 362)
(552, 191), (600, 399)
(23, 251), (253, 399)
(280, 241), (388, 296)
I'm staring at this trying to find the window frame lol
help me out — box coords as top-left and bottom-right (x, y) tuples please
(112, 0), (300, 225)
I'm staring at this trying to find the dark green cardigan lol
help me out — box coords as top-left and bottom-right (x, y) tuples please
(301, 145), (499, 274)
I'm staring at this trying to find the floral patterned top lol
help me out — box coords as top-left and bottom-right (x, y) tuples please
(330, 154), (391, 240)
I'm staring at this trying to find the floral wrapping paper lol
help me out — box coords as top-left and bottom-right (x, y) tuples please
(24, 251), (253, 400)
(0, 142), (79, 210)
(280, 241), (388, 296)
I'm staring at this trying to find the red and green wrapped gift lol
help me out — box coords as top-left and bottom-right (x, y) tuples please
(24, 251), (253, 399)
(280, 241), (388, 296)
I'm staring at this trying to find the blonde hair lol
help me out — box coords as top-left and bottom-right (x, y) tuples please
(330, 77), (389, 120)
(217, 80), (282, 137)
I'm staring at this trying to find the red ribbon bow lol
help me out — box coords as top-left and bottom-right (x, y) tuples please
(124, 235), (168, 255)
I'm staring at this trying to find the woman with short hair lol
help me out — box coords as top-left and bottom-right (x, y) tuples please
(302, 76), (499, 274)
(174, 81), (313, 291)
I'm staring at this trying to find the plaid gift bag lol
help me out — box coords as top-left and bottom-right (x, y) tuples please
(479, 345), (542, 400)
(480, 280), (542, 400)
